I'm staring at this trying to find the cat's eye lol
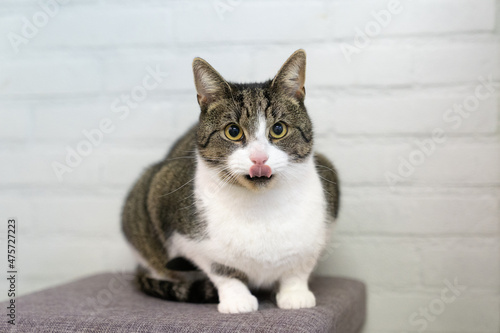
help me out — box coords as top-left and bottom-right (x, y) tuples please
(224, 123), (243, 141)
(270, 122), (288, 139)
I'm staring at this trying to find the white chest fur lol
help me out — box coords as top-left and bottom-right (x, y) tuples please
(170, 155), (328, 288)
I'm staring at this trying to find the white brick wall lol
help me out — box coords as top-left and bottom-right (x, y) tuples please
(0, 0), (499, 332)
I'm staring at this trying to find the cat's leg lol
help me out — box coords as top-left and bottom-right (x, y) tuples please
(210, 275), (258, 314)
(276, 264), (316, 309)
(194, 259), (258, 313)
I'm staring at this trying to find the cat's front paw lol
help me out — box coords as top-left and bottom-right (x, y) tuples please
(218, 293), (258, 314)
(276, 290), (316, 309)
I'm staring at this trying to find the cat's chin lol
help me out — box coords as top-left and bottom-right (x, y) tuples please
(240, 174), (275, 190)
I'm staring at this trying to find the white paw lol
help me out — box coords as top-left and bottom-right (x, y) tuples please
(218, 293), (258, 314)
(276, 290), (316, 309)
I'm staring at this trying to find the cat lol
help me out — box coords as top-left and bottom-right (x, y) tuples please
(122, 49), (340, 313)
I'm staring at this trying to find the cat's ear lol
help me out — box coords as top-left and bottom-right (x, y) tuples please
(271, 49), (306, 101)
(192, 58), (231, 108)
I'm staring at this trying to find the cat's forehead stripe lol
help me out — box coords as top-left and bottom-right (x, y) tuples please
(234, 88), (270, 136)
(255, 115), (267, 142)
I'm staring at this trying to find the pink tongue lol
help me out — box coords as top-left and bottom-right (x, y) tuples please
(249, 164), (272, 178)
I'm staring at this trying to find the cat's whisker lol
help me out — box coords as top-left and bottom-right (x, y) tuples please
(217, 169), (239, 187)
(158, 178), (195, 198)
(315, 164), (338, 174)
(179, 149), (227, 163)
(177, 198), (198, 211)
(317, 175), (337, 185)
(162, 156), (197, 162)
(322, 189), (334, 197)
(206, 166), (234, 189)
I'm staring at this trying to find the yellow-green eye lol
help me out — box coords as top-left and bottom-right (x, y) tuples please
(270, 122), (287, 139)
(224, 123), (243, 141)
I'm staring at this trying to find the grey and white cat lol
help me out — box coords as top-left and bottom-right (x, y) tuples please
(122, 49), (339, 313)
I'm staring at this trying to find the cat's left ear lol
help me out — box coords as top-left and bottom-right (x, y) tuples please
(271, 49), (306, 101)
(192, 58), (231, 108)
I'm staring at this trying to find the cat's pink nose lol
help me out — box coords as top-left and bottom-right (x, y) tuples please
(250, 151), (268, 166)
(249, 151), (272, 178)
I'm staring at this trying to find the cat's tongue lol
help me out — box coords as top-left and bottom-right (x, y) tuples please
(249, 164), (272, 178)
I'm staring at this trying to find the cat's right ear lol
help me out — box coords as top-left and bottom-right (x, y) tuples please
(192, 58), (230, 108)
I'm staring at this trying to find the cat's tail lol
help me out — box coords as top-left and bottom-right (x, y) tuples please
(135, 266), (219, 303)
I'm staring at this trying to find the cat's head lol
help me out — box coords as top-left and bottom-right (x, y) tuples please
(193, 49), (313, 191)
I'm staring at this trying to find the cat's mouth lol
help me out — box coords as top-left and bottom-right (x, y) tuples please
(245, 174), (273, 184)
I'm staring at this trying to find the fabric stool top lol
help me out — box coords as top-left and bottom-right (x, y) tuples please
(0, 273), (366, 333)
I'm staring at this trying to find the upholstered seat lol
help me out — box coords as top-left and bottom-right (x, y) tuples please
(0, 273), (366, 332)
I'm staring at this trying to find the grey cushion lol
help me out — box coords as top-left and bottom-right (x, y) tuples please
(0, 273), (366, 332)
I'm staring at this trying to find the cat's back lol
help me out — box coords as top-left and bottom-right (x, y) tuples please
(146, 125), (204, 237)
(122, 125), (200, 251)
(161, 125), (198, 162)
(314, 153), (340, 220)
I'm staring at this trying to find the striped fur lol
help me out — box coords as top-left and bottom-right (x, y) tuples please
(135, 266), (218, 303)
(122, 50), (340, 311)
